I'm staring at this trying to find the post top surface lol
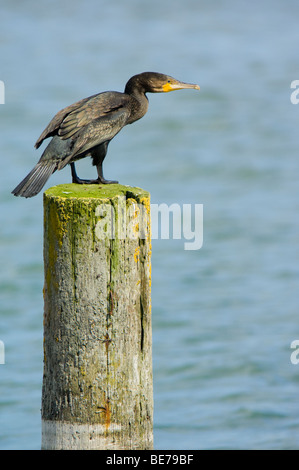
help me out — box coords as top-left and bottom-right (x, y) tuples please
(44, 183), (150, 200)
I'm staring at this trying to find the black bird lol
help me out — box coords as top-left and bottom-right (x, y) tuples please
(12, 72), (200, 198)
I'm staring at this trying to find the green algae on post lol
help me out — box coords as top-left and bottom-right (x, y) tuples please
(44, 183), (149, 200)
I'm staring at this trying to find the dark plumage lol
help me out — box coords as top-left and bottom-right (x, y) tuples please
(12, 72), (200, 198)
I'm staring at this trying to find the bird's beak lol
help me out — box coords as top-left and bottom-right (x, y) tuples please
(163, 80), (200, 93)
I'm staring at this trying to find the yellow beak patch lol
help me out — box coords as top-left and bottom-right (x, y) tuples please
(162, 82), (174, 93)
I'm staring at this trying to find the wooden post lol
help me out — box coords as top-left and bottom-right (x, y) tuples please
(41, 184), (153, 450)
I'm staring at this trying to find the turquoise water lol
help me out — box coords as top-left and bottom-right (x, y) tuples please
(1, 0), (299, 449)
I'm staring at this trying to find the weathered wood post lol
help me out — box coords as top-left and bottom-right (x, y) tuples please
(41, 183), (153, 450)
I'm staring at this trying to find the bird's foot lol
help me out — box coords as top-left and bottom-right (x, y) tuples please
(72, 175), (118, 185)
(71, 163), (118, 185)
(72, 175), (98, 184)
(98, 177), (119, 184)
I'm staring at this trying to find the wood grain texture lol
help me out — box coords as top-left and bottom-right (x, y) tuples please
(42, 184), (153, 450)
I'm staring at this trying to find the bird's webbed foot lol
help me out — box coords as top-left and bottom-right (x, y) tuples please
(96, 162), (118, 184)
(73, 176), (118, 185)
(97, 176), (119, 184)
(73, 177), (101, 184)
(71, 162), (118, 185)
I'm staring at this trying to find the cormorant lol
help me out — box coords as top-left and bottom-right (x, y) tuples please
(12, 72), (200, 198)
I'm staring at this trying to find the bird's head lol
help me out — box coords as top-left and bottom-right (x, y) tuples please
(125, 72), (200, 95)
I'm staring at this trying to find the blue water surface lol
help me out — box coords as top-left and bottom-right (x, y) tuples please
(1, 0), (299, 449)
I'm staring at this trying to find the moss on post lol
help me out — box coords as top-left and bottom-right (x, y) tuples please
(41, 184), (153, 450)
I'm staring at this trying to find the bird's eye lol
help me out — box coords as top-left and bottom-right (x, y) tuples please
(167, 80), (171, 83)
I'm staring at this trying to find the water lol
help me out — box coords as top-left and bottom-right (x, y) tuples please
(1, 0), (299, 449)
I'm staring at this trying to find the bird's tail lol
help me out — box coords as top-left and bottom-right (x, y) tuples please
(11, 160), (57, 198)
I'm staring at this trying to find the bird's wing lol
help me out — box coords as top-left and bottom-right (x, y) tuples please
(34, 91), (129, 148)
(35, 94), (97, 148)
(57, 107), (130, 170)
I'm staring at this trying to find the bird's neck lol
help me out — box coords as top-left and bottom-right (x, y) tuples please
(126, 86), (149, 124)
